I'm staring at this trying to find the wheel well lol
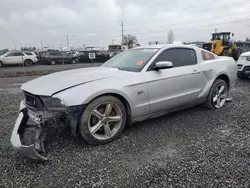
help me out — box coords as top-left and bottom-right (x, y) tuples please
(24, 59), (33, 62)
(216, 74), (230, 88)
(90, 93), (132, 125)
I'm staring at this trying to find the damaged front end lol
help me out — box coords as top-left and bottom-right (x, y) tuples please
(10, 92), (83, 161)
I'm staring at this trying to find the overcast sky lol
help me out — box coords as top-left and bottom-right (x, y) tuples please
(0, 0), (250, 50)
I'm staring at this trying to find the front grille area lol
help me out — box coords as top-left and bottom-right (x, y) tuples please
(24, 92), (44, 110)
(243, 66), (250, 71)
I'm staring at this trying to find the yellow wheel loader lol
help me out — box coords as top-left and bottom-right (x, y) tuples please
(202, 32), (242, 61)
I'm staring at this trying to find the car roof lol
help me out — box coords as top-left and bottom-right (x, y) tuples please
(135, 44), (199, 50)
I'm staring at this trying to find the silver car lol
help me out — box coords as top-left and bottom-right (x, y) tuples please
(11, 44), (237, 160)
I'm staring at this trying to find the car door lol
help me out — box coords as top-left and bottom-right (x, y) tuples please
(62, 52), (70, 63)
(56, 51), (63, 63)
(15, 52), (24, 64)
(3, 52), (23, 64)
(147, 48), (206, 113)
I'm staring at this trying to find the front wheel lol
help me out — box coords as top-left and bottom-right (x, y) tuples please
(79, 95), (127, 145)
(0, 61), (3, 68)
(205, 79), (228, 109)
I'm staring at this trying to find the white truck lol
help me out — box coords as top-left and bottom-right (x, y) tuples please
(0, 51), (37, 67)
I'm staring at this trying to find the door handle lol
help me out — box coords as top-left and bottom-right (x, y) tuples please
(192, 70), (200, 74)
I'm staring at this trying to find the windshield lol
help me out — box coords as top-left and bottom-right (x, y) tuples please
(102, 48), (158, 72)
(212, 34), (223, 40)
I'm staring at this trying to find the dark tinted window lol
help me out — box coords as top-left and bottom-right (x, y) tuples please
(7, 52), (23, 56)
(153, 48), (197, 68)
(49, 51), (61, 56)
(201, 51), (215, 60)
(62, 52), (68, 56)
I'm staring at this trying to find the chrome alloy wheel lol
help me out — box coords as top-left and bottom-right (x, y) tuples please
(88, 102), (122, 140)
(212, 84), (228, 108)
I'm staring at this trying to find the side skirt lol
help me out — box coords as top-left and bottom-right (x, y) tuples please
(131, 99), (206, 124)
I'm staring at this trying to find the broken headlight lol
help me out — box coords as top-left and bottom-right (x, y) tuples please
(41, 97), (66, 111)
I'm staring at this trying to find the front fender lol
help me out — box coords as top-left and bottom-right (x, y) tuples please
(53, 81), (133, 109)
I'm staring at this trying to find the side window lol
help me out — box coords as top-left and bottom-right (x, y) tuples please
(49, 51), (61, 56)
(201, 51), (215, 60)
(153, 48), (197, 68)
(7, 52), (23, 56)
(62, 52), (68, 56)
(16, 52), (24, 56)
(6, 52), (15, 57)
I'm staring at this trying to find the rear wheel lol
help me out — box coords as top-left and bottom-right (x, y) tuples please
(79, 95), (127, 145)
(50, 60), (56, 65)
(205, 79), (228, 109)
(71, 58), (77, 64)
(24, 59), (33, 67)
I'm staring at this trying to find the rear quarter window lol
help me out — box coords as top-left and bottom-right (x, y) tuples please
(24, 52), (33, 55)
(201, 51), (215, 61)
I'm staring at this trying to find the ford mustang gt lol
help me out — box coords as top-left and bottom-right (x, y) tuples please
(10, 44), (237, 160)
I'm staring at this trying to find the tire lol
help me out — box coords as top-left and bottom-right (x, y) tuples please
(237, 73), (246, 79)
(205, 79), (228, 109)
(71, 58), (77, 64)
(79, 95), (127, 145)
(0, 61), (3, 68)
(24, 59), (33, 67)
(50, 60), (56, 65)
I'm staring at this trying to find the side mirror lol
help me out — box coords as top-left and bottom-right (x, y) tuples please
(154, 61), (173, 70)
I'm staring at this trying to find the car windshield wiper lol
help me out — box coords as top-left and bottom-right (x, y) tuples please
(117, 67), (127, 71)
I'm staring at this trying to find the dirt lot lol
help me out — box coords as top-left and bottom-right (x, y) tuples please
(1, 76), (250, 187)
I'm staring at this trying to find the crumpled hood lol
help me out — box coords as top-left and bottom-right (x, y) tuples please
(21, 67), (127, 96)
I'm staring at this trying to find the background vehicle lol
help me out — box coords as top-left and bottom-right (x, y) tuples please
(108, 44), (128, 58)
(237, 51), (250, 79)
(237, 42), (250, 53)
(0, 51), (37, 67)
(78, 50), (110, 63)
(202, 32), (242, 61)
(39, 51), (79, 65)
(11, 44), (237, 160)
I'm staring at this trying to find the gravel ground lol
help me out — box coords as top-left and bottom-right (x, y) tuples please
(1, 76), (250, 187)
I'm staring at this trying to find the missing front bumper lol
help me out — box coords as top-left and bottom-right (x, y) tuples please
(10, 101), (84, 161)
(10, 101), (48, 161)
